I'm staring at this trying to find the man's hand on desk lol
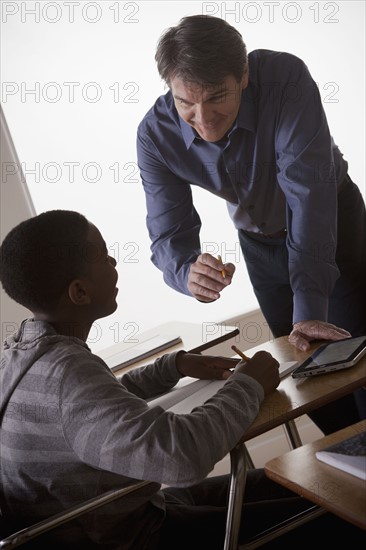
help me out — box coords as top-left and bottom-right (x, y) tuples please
(176, 352), (239, 380)
(234, 351), (280, 396)
(288, 320), (351, 352)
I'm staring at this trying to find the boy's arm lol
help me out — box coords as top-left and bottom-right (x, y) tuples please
(119, 351), (183, 398)
(61, 354), (265, 487)
(119, 352), (238, 399)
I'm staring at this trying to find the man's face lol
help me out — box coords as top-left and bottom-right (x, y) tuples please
(170, 73), (248, 142)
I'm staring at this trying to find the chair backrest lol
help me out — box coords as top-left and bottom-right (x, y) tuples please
(0, 480), (151, 549)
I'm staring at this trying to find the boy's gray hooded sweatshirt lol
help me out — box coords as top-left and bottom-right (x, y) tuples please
(0, 319), (263, 548)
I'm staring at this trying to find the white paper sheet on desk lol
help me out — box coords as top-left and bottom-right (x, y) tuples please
(147, 361), (298, 414)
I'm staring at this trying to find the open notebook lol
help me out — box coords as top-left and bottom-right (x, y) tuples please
(104, 335), (183, 371)
(147, 360), (298, 414)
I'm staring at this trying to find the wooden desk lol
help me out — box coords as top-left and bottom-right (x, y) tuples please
(264, 420), (366, 530)
(100, 329), (365, 548)
(242, 336), (366, 441)
(224, 336), (366, 550)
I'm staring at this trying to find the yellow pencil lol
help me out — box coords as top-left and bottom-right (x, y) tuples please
(217, 255), (226, 278)
(231, 345), (251, 361)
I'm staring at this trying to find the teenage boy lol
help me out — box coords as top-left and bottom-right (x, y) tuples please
(0, 210), (361, 549)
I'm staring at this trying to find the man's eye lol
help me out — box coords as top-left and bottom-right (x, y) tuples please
(210, 95), (225, 103)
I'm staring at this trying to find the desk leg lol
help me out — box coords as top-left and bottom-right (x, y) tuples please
(224, 443), (248, 550)
(243, 445), (255, 468)
(284, 419), (302, 448)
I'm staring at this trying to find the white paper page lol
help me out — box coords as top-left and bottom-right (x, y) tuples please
(146, 377), (214, 411)
(147, 360), (298, 414)
(279, 361), (298, 378)
(315, 451), (366, 481)
(165, 380), (226, 414)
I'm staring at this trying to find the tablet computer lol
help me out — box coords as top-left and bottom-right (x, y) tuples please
(291, 335), (366, 378)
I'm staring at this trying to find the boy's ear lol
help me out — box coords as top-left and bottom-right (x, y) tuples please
(68, 279), (91, 306)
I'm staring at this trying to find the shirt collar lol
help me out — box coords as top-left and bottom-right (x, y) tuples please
(232, 87), (257, 134)
(179, 87), (257, 149)
(180, 118), (198, 148)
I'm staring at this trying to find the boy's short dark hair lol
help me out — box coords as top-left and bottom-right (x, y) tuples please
(155, 15), (248, 86)
(0, 210), (90, 312)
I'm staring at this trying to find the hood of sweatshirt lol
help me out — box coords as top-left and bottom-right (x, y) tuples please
(0, 319), (89, 420)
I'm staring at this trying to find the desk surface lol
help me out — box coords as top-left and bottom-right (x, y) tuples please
(99, 326), (366, 438)
(241, 336), (366, 441)
(264, 420), (366, 530)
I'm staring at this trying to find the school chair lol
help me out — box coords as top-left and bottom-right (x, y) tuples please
(0, 480), (151, 549)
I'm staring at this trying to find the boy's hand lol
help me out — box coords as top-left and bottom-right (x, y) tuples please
(176, 352), (239, 380)
(234, 351), (280, 396)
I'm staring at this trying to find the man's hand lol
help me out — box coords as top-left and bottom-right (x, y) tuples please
(288, 320), (352, 352)
(176, 353), (239, 380)
(187, 253), (235, 302)
(234, 351), (280, 396)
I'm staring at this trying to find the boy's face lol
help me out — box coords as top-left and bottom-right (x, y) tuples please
(83, 223), (119, 319)
(170, 73), (248, 142)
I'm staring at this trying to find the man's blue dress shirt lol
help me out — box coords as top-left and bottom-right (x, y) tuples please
(136, 49), (348, 323)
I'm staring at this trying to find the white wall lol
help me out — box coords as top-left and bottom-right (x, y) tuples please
(1, 0), (364, 351)
(0, 105), (35, 342)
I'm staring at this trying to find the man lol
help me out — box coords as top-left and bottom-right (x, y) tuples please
(3, 210), (357, 549)
(136, 15), (366, 434)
